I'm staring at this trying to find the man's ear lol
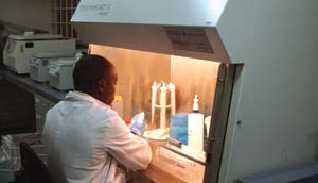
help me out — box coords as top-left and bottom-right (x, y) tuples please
(97, 80), (106, 97)
(97, 79), (105, 89)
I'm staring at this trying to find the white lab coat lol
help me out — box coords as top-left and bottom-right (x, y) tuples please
(42, 91), (152, 183)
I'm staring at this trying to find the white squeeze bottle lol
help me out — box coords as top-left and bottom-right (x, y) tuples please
(188, 95), (205, 152)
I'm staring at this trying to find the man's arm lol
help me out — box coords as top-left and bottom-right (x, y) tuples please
(103, 112), (152, 171)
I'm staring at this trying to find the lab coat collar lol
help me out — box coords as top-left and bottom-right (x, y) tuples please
(65, 90), (111, 109)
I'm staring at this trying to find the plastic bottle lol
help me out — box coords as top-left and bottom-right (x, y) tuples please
(188, 95), (205, 152)
(193, 95), (200, 112)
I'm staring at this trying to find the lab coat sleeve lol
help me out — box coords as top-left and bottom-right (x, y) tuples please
(103, 112), (152, 171)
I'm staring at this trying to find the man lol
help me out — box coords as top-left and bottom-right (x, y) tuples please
(43, 54), (152, 183)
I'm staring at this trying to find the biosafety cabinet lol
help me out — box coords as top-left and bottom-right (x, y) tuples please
(71, 0), (318, 182)
(71, 0), (235, 182)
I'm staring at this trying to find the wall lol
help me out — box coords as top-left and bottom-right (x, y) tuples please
(90, 45), (171, 119)
(171, 55), (219, 115)
(90, 45), (220, 127)
(0, 0), (52, 32)
(217, 0), (318, 182)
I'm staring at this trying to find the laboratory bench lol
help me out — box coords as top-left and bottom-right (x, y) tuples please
(139, 140), (206, 183)
(0, 68), (67, 103)
(0, 67), (206, 183)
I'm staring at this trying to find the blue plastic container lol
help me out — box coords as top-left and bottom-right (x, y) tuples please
(170, 113), (188, 145)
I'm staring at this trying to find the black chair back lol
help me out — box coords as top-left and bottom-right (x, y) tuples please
(18, 142), (51, 183)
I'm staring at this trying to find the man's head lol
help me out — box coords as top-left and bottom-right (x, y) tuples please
(73, 54), (118, 105)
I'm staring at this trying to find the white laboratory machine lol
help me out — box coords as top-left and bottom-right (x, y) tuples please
(3, 33), (75, 74)
(30, 53), (74, 82)
(48, 57), (76, 90)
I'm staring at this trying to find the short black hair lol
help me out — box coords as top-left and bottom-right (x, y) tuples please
(73, 54), (113, 93)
